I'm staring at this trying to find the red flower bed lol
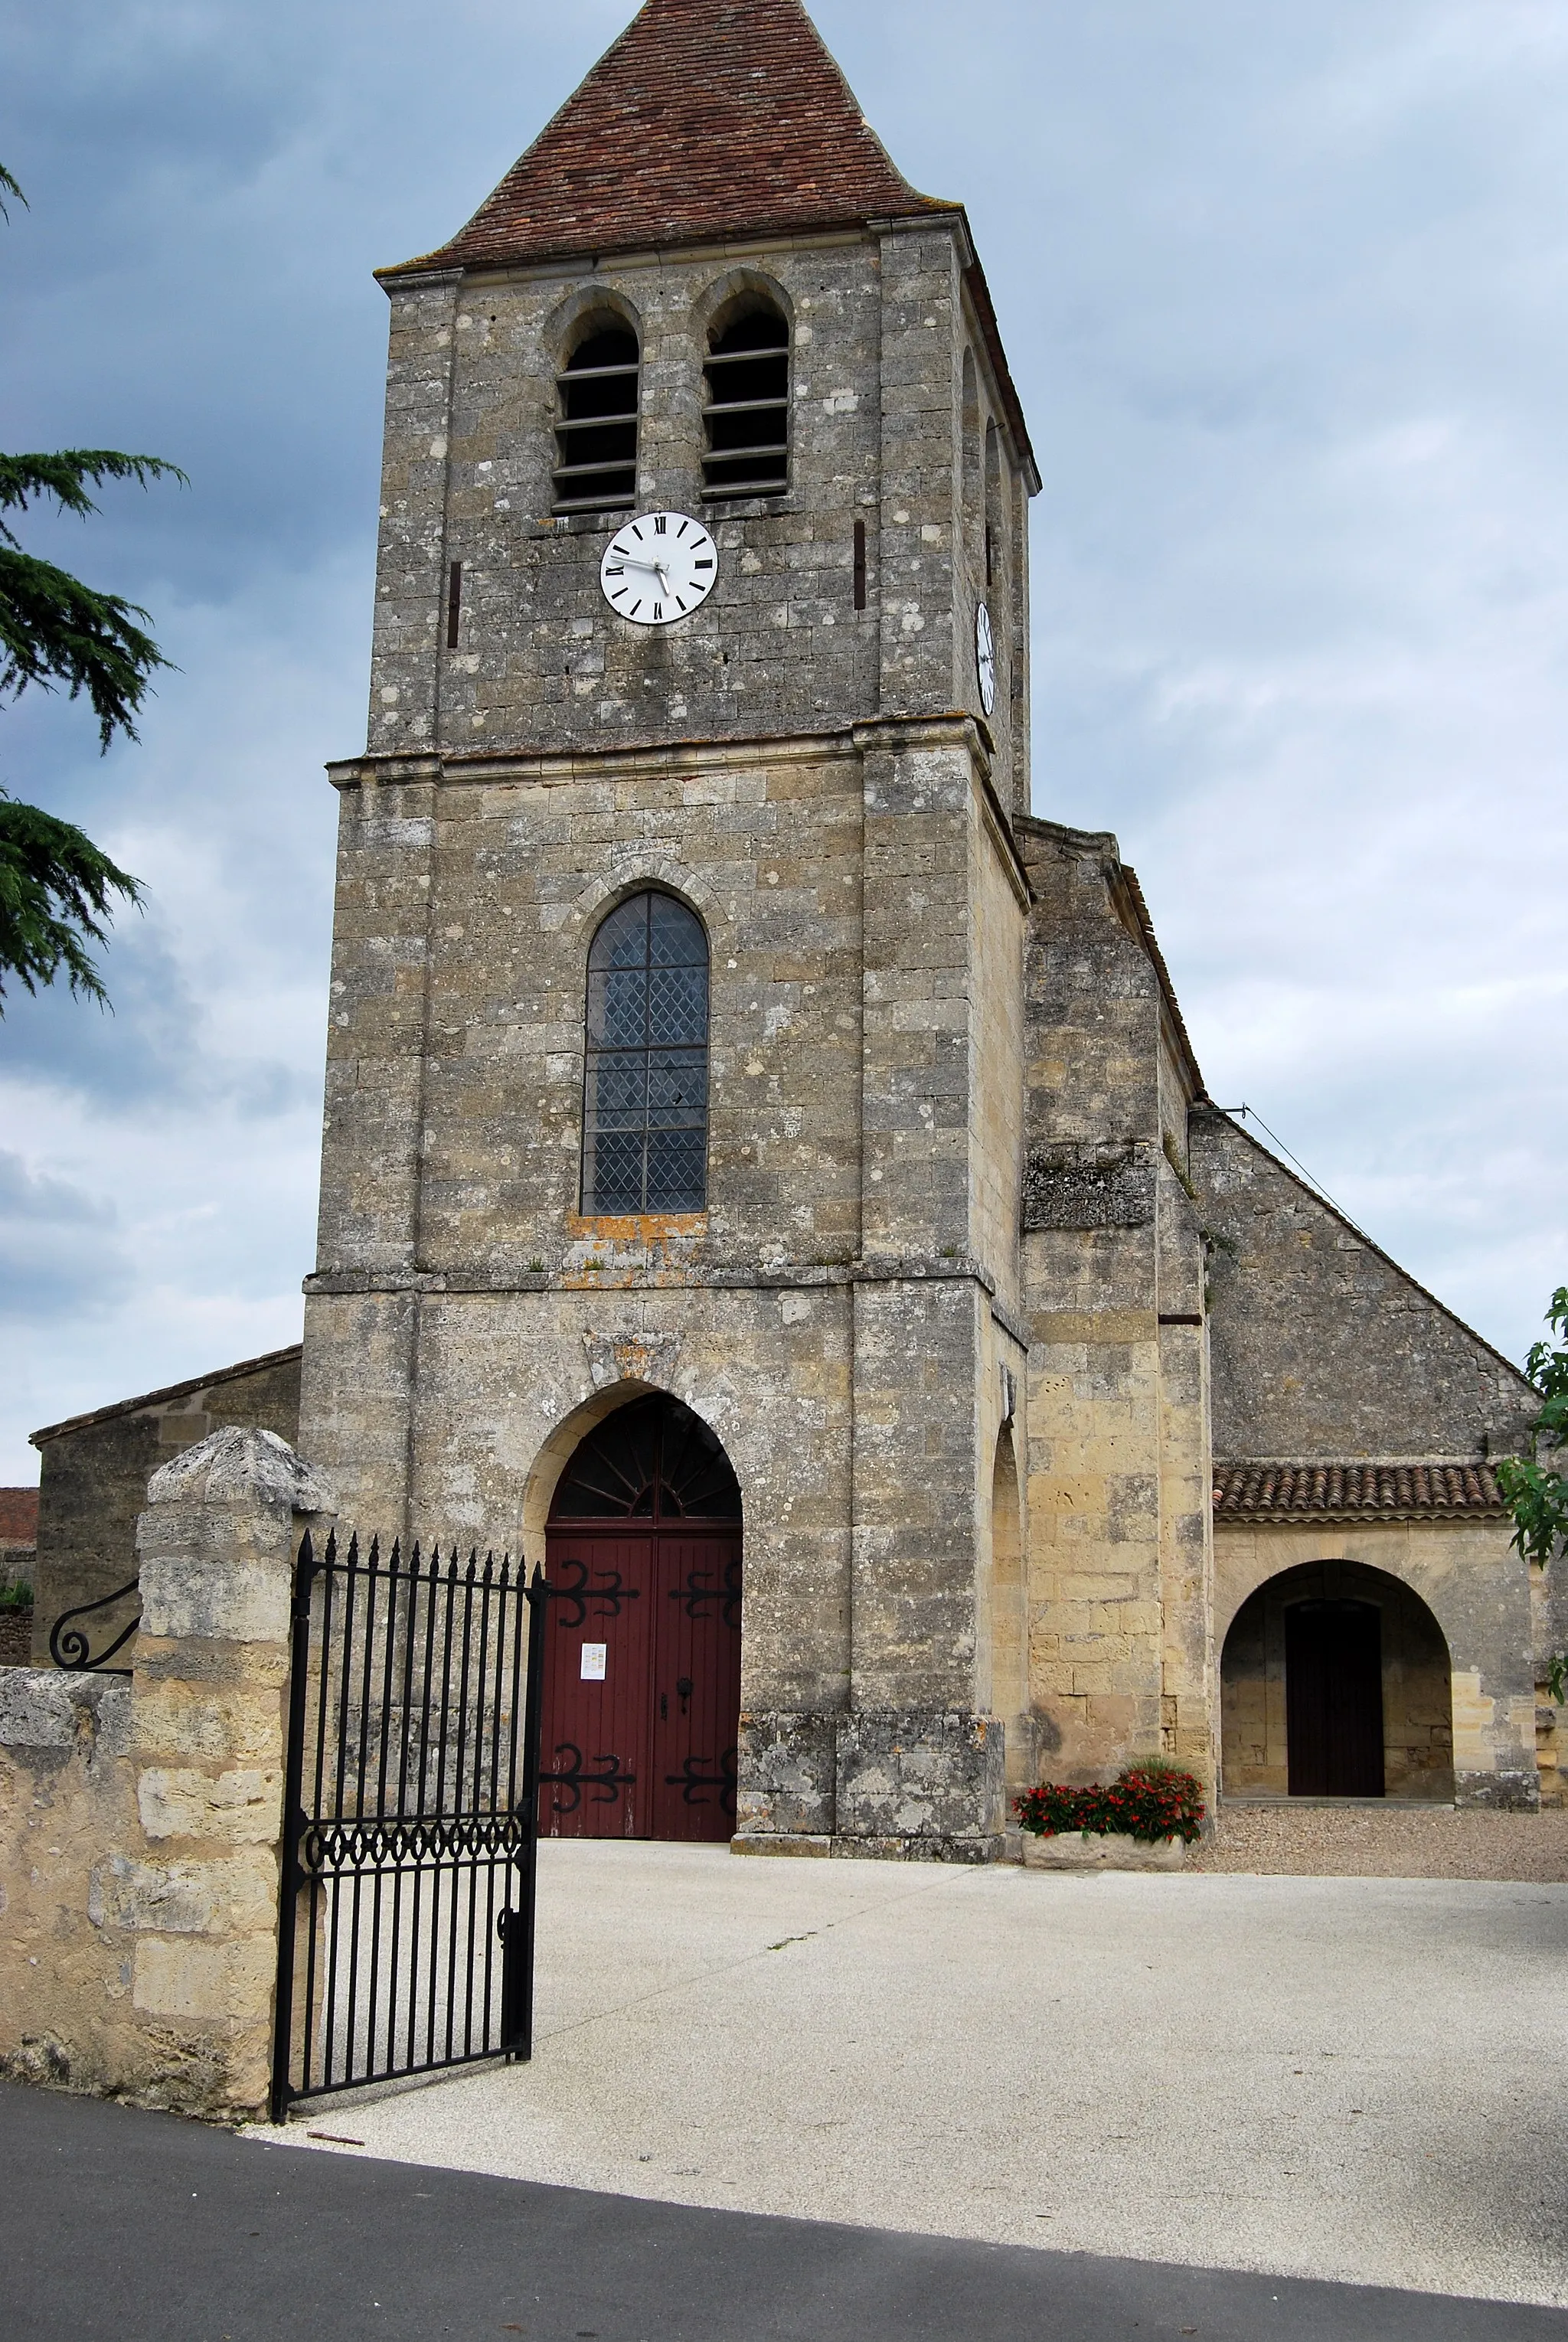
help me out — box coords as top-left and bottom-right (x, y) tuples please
(1014, 1767), (1206, 1847)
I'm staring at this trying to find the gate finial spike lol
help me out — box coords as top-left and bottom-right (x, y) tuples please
(466, 1548), (479, 1583)
(482, 1550), (495, 1585)
(345, 1530), (359, 1566)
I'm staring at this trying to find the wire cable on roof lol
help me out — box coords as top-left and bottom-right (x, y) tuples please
(1214, 1105), (1376, 1246)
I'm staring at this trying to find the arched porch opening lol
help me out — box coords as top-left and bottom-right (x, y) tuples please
(1220, 1559), (1453, 1801)
(539, 1392), (743, 1845)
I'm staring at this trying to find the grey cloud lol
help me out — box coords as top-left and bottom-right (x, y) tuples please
(0, 1151), (132, 1322)
(0, 912), (312, 1121)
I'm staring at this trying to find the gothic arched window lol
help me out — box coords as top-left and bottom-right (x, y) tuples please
(553, 320), (641, 514)
(582, 891), (710, 1215)
(701, 302), (790, 500)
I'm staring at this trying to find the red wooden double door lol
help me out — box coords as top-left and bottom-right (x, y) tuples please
(538, 1396), (742, 1845)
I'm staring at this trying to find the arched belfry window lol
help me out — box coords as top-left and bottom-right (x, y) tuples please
(582, 891), (710, 1214)
(553, 322), (640, 514)
(701, 303), (790, 500)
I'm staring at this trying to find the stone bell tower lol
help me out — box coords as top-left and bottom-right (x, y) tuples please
(300, 0), (1044, 1857)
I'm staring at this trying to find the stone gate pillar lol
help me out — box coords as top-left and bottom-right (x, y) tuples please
(124, 1428), (335, 2117)
(0, 1426), (332, 2121)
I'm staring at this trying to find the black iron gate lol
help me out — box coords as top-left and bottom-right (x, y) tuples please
(270, 1530), (550, 2122)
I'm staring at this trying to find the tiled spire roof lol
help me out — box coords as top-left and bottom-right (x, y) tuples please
(384, 0), (956, 279)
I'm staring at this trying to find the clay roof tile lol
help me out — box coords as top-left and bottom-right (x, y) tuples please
(1213, 1460), (1508, 1523)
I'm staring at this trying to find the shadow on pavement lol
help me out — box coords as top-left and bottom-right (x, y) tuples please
(3, 2079), (1564, 2341)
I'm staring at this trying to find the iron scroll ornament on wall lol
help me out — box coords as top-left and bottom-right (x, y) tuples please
(48, 1576), (142, 1674)
(542, 1554), (643, 1629)
(537, 1742), (637, 1816)
(668, 1556), (743, 1630)
(665, 1747), (739, 1815)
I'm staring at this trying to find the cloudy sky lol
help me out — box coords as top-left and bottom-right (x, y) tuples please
(2, 0), (1565, 1482)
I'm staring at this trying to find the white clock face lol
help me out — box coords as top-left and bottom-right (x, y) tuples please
(600, 513), (719, 626)
(975, 601), (997, 717)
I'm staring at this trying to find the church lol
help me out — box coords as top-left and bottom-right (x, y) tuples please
(31, 0), (1556, 1851)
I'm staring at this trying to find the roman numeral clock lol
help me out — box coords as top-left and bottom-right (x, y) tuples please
(599, 512), (720, 626)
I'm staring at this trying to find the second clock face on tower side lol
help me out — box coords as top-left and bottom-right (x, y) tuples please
(600, 513), (720, 626)
(975, 602), (997, 717)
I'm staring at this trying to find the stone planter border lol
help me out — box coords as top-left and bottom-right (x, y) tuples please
(1023, 1830), (1187, 1873)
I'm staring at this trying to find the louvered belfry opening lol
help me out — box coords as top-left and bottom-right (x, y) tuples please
(702, 306), (790, 499)
(554, 324), (641, 514)
(583, 890), (710, 1214)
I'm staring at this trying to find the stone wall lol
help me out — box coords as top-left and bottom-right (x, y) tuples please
(0, 1429), (331, 2119)
(28, 1349), (302, 1667)
(0, 1488), (37, 1667)
(0, 1485), (37, 1589)
(1191, 1110), (1537, 1460)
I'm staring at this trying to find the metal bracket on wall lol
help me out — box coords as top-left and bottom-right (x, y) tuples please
(48, 1577), (142, 1675)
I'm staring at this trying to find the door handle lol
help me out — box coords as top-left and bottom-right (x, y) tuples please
(677, 1676), (694, 1716)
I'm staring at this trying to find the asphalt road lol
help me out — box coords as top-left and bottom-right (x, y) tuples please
(5, 2082), (1567, 2342)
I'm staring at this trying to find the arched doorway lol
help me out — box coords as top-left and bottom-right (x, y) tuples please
(1220, 1560), (1454, 1801)
(541, 1394), (742, 1844)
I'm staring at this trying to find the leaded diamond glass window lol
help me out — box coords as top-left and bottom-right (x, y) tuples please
(583, 891), (709, 1214)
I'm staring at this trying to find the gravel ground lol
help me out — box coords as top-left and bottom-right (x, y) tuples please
(1193, 1803), (1568, 1880)
(256, 1842), (1568, 2309)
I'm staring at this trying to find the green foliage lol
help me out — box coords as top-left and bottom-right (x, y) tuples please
(0, 792), (142, 1005)
(0, 1576), (33, 1612)
(1495, 1288), (1568, 1572)
(1014, 1765), (1207, 1846)
(0, 452), (185, 749)
(0, 162), (185, 1011)
(1522, 1287), (1568, 1445)
(1494, 1289), (1568, 1699)
(1495, 1455), (1568, 1573)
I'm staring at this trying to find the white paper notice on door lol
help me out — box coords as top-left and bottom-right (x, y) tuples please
(580, 1643), (608, 1682)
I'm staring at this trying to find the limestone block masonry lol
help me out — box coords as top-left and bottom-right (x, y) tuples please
(0, 1429), (333, 2119)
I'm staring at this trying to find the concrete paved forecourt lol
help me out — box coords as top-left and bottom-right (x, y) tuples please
(252, 1841), (1568, 2314)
